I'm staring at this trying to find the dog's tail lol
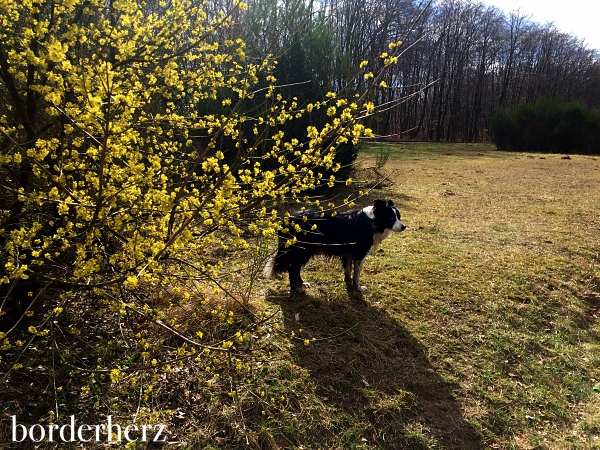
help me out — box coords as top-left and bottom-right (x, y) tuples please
(263, 257), (276, 279)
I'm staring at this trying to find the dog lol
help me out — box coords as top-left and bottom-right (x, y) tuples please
(263, 199), (406, 293)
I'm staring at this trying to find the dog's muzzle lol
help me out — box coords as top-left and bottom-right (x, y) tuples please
(394, 221), (406, 232)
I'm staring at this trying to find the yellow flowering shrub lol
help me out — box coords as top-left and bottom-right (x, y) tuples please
(0, 0), (376, 298)
(0, 0), (407, 441)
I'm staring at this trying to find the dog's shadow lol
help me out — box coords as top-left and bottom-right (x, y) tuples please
(266, 289), (483, 449)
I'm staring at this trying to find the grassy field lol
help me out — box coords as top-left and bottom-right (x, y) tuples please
(2, 143), (598, 449)
(260, 143), (600, 449)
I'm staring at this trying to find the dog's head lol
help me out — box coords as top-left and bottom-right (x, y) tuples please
(371, 199), (406, 232)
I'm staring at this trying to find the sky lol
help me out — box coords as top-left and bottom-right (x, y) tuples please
(480, 0), (600, 51)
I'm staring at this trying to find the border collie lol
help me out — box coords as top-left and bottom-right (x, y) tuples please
(263, 199), (406, 293)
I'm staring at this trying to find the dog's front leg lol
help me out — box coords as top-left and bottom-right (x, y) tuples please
(352, 258), (366, 292)
(342, 255), (353, 285)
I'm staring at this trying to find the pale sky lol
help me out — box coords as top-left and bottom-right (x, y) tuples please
(480, 0), (600, 51)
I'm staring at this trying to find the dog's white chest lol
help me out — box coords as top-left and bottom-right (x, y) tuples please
(372, 228), (393, 249)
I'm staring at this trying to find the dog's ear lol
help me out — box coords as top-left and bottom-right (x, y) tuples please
(387, 200), (395, 207)
(373, 199), (386, 210)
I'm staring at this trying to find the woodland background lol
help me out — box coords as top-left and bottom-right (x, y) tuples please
(233, 0), (600, 142)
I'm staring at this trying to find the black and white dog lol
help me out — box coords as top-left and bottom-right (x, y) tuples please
(263, 199), (406, 293)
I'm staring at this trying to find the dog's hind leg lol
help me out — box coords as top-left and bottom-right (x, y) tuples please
(288, 264), (304, 292)
(288, 249), (312, 291)
(288, 264), (313, 291)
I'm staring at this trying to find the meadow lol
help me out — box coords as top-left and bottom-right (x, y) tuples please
(2, 143), (599, 449)
(259, 142), (600, 449)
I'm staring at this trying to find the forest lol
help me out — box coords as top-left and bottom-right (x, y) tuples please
(231, 0), (600, 142)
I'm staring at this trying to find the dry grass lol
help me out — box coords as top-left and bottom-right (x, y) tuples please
(2, 143), (599, 449)
(263, 143), (600, 449)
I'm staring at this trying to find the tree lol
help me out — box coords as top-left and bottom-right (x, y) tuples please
(1, 0), (406, 437)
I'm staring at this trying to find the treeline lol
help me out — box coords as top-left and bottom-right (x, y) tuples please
(211, 0), (600, 142)
(491, 98), (600, 154)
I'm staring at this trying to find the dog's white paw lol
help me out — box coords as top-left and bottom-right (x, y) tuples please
(354, 285), (366, 293)
(302, 282), (311, 288)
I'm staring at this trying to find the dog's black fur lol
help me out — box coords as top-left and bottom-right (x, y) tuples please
(264, 199), (406, 292)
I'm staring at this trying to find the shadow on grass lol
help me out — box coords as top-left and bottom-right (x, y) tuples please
(267, 289), (483, 449)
